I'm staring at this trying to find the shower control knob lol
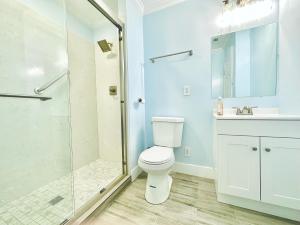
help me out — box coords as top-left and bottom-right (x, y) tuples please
(252, 147), (258, 151)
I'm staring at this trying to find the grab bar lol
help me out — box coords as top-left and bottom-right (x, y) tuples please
(0, 93), (52, 101)
(34, 70), (69, 95)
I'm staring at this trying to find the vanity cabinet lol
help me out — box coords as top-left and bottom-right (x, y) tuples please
(218, 135), (300, 210)
(214, 116), (300, 221)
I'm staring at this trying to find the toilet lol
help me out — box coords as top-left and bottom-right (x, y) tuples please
(138, 117), (184, 204)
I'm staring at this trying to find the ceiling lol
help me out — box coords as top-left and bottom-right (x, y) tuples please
(141, 0), (186, 14)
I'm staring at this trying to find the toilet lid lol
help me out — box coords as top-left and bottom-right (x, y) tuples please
(139, 146), (173, 165)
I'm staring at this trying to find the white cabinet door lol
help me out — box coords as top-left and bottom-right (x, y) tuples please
(261, 137), (300, 210)
(218, 135), (260, 200)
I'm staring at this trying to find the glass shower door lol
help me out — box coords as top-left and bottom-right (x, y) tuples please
(65, 0), (126, 211)
(0, 1), (73, 225)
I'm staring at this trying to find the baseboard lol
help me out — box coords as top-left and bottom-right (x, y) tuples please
(131, 163), (215, 181)
(130, 165), (143, 181)
(172, 162), (215, 179)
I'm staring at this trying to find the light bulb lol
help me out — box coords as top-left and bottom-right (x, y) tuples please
(216, 0), (275, 28)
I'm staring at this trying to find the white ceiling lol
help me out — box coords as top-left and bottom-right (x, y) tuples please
(141, 0), (186, 14)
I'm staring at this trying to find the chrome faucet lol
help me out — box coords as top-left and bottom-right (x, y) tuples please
(233, 106), (257, 115)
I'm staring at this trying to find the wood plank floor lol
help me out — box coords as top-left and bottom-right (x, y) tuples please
(83, 173), (299, 225)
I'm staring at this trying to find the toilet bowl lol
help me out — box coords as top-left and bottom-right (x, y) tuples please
(138, 117), (184, 204)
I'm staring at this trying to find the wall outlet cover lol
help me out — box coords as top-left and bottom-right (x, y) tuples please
(183, 85), (191, 96)
(184, 146), (191, 157)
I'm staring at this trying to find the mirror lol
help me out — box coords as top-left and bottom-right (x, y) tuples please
(211, 23), (278, 98)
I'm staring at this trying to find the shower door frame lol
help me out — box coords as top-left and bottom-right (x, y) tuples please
(85, 0), (129, 178)
(69, 0), (129, 222)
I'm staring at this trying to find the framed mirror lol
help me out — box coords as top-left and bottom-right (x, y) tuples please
(211, 23), (278, 98)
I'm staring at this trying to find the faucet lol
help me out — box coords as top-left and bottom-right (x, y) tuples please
(233, 106), (257, 115)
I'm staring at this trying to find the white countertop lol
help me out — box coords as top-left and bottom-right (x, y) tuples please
(214, 108), (300, 121)
(214, 114), (300, 120)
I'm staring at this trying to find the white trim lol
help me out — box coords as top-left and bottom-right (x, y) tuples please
(143, 0), (187, 15)
(134, 0), (145, 13)
(131, 165), (143, 181)
(131, 163), (215, 181)
(172, 162), (215, 179)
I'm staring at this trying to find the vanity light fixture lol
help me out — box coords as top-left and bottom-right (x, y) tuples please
(216, 0), (275, 28)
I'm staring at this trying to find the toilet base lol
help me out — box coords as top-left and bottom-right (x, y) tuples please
(145, 172), (172, 205)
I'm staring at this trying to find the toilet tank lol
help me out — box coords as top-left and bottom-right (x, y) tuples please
(152, 117), (184, 148)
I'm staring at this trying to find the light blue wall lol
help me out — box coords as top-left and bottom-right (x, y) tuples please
(278, 0), (300, 114)
(66, 12), (94, 41)
(143, 0), (299, 167)
(144, 0), (219, 166)
(22, 0), (65, 25)
(125, 0), (145, 171)
(23, 0), (95, 42)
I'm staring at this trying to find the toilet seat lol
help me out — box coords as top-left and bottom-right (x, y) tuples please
(139, 146), (173, 165)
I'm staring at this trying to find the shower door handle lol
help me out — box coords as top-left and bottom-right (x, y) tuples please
(34, 70), (69, 95)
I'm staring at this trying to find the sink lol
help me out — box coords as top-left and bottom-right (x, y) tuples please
(214, 108), (300, 121)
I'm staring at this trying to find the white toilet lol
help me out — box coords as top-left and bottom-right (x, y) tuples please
(138, 117), (184, 204)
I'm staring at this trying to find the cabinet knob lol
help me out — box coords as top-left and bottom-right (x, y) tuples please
(265, 148), (271, 152)
(252, 147), (258, 151)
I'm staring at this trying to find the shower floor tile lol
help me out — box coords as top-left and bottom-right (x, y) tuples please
(74, 159), (122, 210)
(0, 159), (122, 225)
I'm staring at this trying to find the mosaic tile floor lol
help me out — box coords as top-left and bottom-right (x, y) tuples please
(0, 159), (122, 225)
(74, 159), (122, 210)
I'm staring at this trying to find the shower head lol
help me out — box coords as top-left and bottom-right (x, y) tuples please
(98, 40), (113, 52)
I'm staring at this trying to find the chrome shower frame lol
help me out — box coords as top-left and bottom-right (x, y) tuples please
(67, 0), (130, 223)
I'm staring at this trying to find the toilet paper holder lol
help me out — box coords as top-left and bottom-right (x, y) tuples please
(138, 98), (145, 104)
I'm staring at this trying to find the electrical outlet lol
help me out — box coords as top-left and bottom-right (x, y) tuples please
(184, 146), (191, 157)
(183, 85), (191, 96)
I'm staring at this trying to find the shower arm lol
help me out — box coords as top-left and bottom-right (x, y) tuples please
(34, 70), (70, 95)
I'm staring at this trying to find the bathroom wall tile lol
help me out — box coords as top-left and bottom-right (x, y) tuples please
(67, 29), (100, 169)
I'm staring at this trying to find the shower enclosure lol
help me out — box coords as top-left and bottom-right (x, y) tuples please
(0, 0), (127, 224)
